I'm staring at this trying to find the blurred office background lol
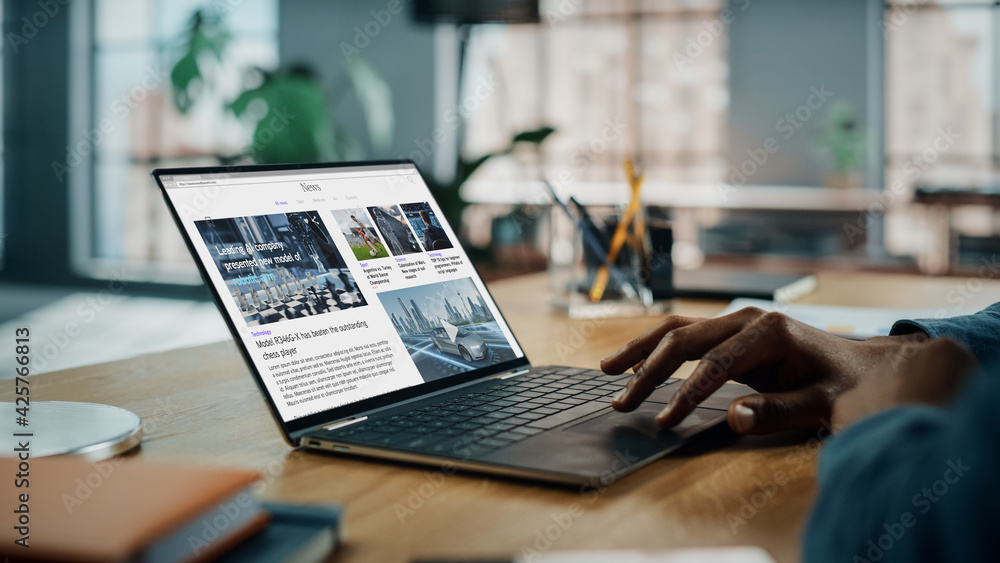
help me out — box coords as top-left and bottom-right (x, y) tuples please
(3, 0), (1000, 371)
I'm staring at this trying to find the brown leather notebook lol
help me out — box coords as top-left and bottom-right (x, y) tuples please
(0, 456), (266, 562)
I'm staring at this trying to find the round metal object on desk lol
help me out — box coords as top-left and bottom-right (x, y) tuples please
(0, 401), (142, 461)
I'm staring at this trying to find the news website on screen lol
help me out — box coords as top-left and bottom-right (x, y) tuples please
(162, 164), (524, 422)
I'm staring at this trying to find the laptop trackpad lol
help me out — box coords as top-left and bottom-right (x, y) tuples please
(565, 402), (727, 441)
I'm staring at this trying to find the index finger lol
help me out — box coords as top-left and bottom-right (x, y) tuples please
(656, 327), (782, 428)
(611, 311), (756, 412)
(600, 315), (703, 375)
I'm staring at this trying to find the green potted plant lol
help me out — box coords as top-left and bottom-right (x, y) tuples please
(813, 99), (866, 189)
(169, 9), (393, 164)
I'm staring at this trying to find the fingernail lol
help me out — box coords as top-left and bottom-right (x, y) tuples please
(655, 405), (673, 426)
(732, 404), (756, 433)
(611, 388), (627, 405)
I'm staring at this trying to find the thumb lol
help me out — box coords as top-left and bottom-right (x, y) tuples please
(727, 387), (831, 435)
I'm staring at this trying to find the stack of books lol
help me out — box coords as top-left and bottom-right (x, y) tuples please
(0, 456), (342, 562)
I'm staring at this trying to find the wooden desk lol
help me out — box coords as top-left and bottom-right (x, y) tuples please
(10, 272), (1000, 563)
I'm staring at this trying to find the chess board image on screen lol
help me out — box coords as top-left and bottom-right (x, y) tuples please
(195, 211), (367, 326)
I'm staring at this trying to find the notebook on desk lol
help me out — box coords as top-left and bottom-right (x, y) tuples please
(0, 457), (266, 562)
(154, 161), (753, 486)
(674, 268), (817, 302)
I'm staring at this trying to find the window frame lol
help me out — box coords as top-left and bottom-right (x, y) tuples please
(76, 0), (279, 289)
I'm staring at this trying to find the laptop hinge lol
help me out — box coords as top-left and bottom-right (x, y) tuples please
(490, 368), (531, 380)
(322, 416), (368, 431)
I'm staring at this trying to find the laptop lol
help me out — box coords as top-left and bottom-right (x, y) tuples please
(153, 160), (752, 486)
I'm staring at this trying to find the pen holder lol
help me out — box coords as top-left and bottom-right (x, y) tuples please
(548, 203), (672, 318)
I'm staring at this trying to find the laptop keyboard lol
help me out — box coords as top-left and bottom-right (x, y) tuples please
(319, 367), (679, 457)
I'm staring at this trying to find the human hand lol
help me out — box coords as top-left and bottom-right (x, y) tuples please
(601, 307), (928, 434)
(833, 338), (978, 429)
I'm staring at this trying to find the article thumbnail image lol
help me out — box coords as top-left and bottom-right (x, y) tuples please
(330, 208), (390, 261)
(366, 205), (423, 256)
(195, 211), (368, 327)
(377, 277), (517, 382)
(399, 202), (454, 251)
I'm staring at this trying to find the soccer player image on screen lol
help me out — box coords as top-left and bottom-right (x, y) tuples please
(330, 208), (390, 261)
(367, 205), (423, 256)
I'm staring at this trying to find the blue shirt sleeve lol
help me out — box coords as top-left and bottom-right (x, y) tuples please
(889, 302), (1000, 366)
(804, 372), (1000, 563)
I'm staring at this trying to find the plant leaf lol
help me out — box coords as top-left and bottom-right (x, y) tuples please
(170, 53), (201, 114)
(227, 74), (337, 164)
(512, 126), (555, 145)
(454, 151), (502, 189)
(168, 9), (231, 113)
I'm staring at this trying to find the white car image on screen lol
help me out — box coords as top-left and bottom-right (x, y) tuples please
(430, 327), (489, 362)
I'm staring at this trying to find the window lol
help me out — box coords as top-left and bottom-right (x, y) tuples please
(78, 0), (278, 283)
(884, 0), (999, 259)
(462, 0), (728, 185)
(459, 0), (1000, 269)
(0, 2), (5, 272)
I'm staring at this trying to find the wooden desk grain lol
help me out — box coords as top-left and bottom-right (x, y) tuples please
(9, 272), (1000, 563)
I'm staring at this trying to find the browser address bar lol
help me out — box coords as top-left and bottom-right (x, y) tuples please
(175, 180), (219, 187)
(172, 170), (414, 188)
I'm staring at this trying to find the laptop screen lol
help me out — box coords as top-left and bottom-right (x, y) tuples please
(159, 162), (525, 424)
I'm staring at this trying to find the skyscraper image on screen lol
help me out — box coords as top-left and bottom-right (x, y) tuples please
(377, 278), (516, 382)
